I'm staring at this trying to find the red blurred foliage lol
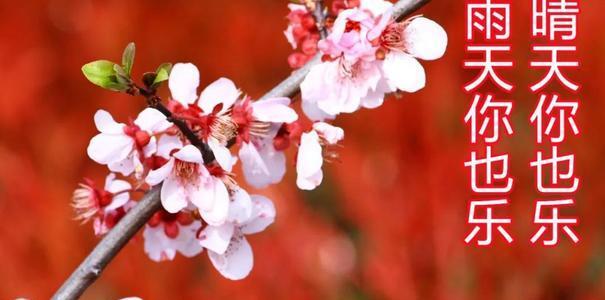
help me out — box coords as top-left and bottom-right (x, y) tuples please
(1, 0), (605, 299)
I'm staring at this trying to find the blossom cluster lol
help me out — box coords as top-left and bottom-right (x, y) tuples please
(75, 0), (447, 280)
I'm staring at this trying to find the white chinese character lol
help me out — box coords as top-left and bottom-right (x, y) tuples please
(530, 46), (579, 91)
(530, 199), (579, 245)
(465, 199), (513, 246)
(530, 94), (579, 143)
(467, 0), (511, 40)
(533, 0), (579, 40)
(465, 146), (513, 193)
(530, 146), (579, 193)
(465, 46), (513, 91)
(465, 94), (514, 143)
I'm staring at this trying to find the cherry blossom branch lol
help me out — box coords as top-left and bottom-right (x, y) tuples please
(52, 185), (162, 300)
(311, 0), (328, 38)
(134, 85), (216, 163)
(53, 0), (430, 298)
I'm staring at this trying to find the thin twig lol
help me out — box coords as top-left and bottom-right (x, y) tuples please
(52, 1), (431, 298)
(136, 86), (216, 163)
(311, 0), (328, 39)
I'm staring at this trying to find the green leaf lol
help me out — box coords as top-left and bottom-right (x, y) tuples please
(152, 63), (172, 86)
(121, 42), (136, 76)
(81, 60), (128, 92)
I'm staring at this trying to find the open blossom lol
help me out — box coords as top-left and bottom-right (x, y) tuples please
(143, 209), (203, 262)
(197, 189), (276, 280)
(145, 135), (230, 225)
(233, 97), (298, 188)
(300, 0), (447, 120)
(168, 63), (239, 172)
(296, 122), (344, 190)
(72, 173), (132, 235)
(87, 108), (172, 176)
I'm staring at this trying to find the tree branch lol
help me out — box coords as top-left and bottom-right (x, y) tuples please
(311, 0), (328, 39)
(52, 1), (431, 298)
(136, 86), (216, 163)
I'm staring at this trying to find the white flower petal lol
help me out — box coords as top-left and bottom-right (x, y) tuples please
(382, 52), (426, 93)
(156, 135), (183, 158)
(108, 156), (136, 177)
(208, 139), (233, 172)
(173, 145), (204, 163)
(251, 97), (298, 123)
(296, 131), (323, 178)
(160, 175), (189, 213)
(296, 168), (323, 190)
(404, 17), (448, 61)
(145, 158), (175, 186)
(229, 189), (253, 224)
(198, 223), (235, 255)
(134, 108), (172, 133)
(169, 63), (200, 105)
(197, 178), (230, 226)
(198, 78), (240, 114)
(208, 235), (254, 280)
(87, 134), (134, 164)
(94, 110), (124, 134)
(142, 136), (158, 158)
(240, 141), (287, 189)
(175, 223), (204, 257)
(313, 122), (344, 145)
(361, 0), (393, 17)
(143, 225), (177, 262)
(241, 195), (276, 235)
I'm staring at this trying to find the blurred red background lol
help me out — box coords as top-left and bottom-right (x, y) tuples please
(1, 0), (604, 299)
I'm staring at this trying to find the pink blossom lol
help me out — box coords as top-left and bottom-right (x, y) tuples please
(143, 210), (203, 262)
(87, 108), (172, 177)
(145, 136), (230, 225)
(197, 189), (276, 280)
(168, 63), (241, 172)
(301, 0), (447, 120)
(233, 97), (298, 188)
(72, 173), (132, 235)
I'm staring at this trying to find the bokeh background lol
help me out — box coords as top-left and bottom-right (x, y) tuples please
(1, 0), (604, 299)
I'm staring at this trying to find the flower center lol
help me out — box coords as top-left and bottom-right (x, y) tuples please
(345, 20), (362, 32)
(380, 22), (406, 52)
(174, 159), (199, 183)
(123, 124), (151, 148)
(72, 181), (113, 223)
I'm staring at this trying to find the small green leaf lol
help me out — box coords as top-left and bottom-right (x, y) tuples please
(82, 60), (128, 92)
(121, 42), (136, 76)
(152, 63), (172, 86)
